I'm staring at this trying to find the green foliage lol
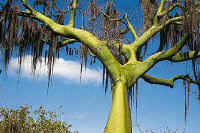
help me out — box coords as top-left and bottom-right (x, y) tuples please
(0, 105), (78, 133)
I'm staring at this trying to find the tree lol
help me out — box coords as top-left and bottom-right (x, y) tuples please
(0, 0), (200, 133)
(0, 105), (78, 133)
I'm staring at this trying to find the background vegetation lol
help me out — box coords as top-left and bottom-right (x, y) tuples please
(0, 105), (78, 133)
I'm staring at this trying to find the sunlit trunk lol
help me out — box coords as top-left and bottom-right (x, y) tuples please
(104, 81), (132, 133)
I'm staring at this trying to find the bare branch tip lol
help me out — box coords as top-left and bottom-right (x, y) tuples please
(124, 13), (128, 18)
(21, 0), (26, 5)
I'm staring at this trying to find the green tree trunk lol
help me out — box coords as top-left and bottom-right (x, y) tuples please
(104, 81), (132, 133)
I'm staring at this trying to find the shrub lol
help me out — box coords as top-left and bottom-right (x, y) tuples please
(0, 105), (78, 133)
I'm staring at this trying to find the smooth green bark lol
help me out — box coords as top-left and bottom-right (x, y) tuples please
(104, 81), (132, 133)
(19, 1), (200, 133)
(142, 74), (200, 88)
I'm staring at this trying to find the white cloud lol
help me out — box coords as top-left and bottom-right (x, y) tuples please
(9, 56), (101, 83)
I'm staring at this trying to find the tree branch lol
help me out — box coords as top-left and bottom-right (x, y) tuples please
(132, 16), (182, 52)
(120, 27), (129, 35)
(165, 16), (183, 25)
(157, 3), (178, 17)
(142, 73), (200, 88)
(133, 25), (163, 50)
(169, 51), (200, 62)
(195, 2), (200, 13)
(57, 38), (79, 48)
(134, 34), (188, 79)
(157, 0), (165, 15)
(21, 0), (66, 35)
(153, 0), (165, 25)
(68, 0), (78, 27)
(154, 0), (179, 24)
(159, 34), (189, 60)
(124, 13), (138, 40)
(20, 0), (122, 82)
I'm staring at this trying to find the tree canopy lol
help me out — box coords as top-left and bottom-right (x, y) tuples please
(0, 105), (78, 133)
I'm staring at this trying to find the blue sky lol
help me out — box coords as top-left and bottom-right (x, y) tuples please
(1, 55), (200, 133)
(0, 0), (200, 133)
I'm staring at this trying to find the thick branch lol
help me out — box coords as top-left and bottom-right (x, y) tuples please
(20, 0), (122, 81)
(134, 34), (188, 80)
(130, 0), (183, 53)
(132, 26), (162, 50)
(138, 51), (163, 74)
(142, 74), (200, 88)
(124, 13), (138, 40)
(169, 51), (200, 62)
(132, 16), (182, 52)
